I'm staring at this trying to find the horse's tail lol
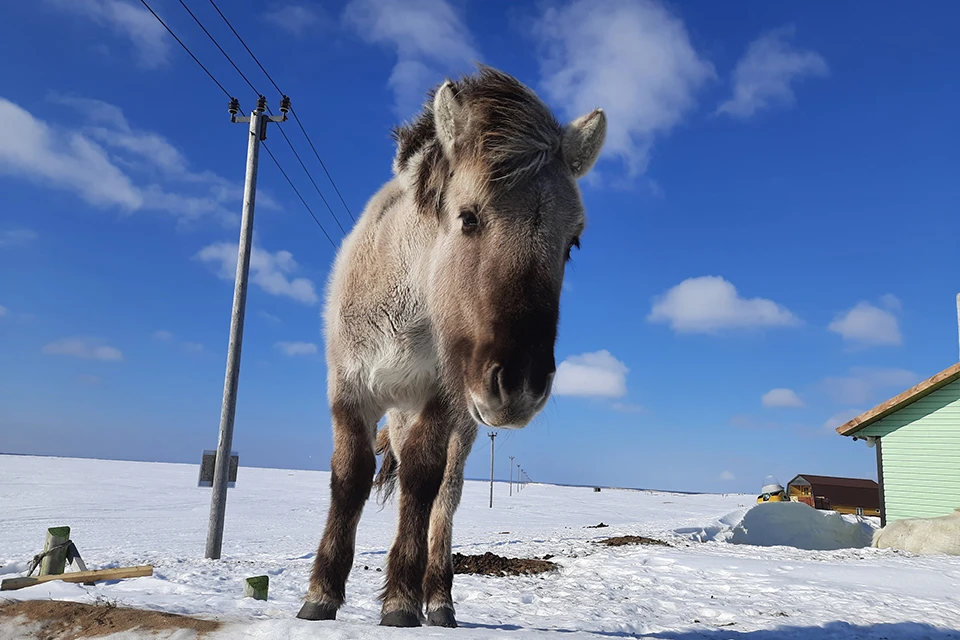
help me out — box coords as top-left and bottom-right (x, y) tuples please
(373, 426), (398, 505)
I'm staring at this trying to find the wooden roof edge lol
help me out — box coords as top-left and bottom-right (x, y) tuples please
(836, 361), (960, 437)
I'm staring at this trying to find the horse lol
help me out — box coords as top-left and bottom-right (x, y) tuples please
(296, 64), (607, 628)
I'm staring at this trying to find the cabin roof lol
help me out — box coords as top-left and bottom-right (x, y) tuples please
(787, 475), (880, 510)
(836, 362), (960, 437)
(789, 474), (878, 489)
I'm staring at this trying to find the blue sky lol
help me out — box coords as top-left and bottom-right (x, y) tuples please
(1, 0), (958, 495)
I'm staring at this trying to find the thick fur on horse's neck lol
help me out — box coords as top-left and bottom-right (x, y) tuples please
(390, 64), (564, 214)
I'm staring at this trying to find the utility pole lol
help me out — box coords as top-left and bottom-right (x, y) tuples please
(518, 464), (522, 490)
(488, 432), (497, 508)
(508, 455), (515, 496)
(206, 95), (289, 561)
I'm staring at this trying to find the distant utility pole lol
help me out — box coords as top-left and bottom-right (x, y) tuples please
(206, 95), (289, 561)
(488, 432), (497, 508)
(508, 456), (515, 496)
(518, 464), (522, 490)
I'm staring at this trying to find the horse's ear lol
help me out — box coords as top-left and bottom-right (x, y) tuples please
(433, 80), (462, 161)
(561, 109), (606, 179)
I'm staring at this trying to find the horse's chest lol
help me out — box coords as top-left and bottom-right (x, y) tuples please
(367, 321), (438, 409)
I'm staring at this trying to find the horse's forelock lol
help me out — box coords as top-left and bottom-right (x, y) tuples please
(391, 65), (563, 205)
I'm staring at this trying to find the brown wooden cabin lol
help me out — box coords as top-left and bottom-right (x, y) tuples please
(786, 474), (881, 516)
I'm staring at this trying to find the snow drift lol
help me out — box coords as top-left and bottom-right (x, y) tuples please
(728, 501), (876, 550)
(873, 510), (960, 555)
(678, 501), (877, 551)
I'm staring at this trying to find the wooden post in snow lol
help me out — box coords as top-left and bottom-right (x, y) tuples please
(39, 526), (70, 577)
(244, 575), (269, 600)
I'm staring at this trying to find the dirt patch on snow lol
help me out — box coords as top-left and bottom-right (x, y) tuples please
(0, 599), (222, 639)
(597, 535), (671, 547)
(452, 552), (557, 577)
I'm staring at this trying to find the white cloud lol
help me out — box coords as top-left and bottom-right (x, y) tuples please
(0, 96), (254, 227)
(152, 330), (173, 341)
(648, 275), (799, 333)
(553, 350), (628, 398)
(275, 341), (318, 356)
(77, 374), (101, 386)
(762, 388), (804, 408)
(822, 409), (864, 432)
(0, 228), (38, 246)
(612, 402), (644, 413)
(879, 293), (902, 312)
(0, 98), (141, 209)
(342, 0), (479, 118)
(196, 243), (319, 305)
(717, 26), (828, 119)
(720, 470), (735, 482)
(829, 301), (901, 347)
(533, 0), (715, 176)
(821, 366), (919, 406)
(259, 310), (282, 323)
(264, 4), (322, 36)
(47, 0), (170, 68)
(42, 338), (124, 362)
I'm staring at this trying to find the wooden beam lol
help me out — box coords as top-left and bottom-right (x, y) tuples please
(1, 565), (153, 592)
(837, 362), (960, 436)
(876, 438), (887, 528)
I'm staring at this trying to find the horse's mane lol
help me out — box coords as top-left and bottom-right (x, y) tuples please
(391, 64), (563, 211)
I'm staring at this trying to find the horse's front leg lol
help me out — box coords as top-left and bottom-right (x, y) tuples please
(379, 399), (451, 627)
(423, 422), (477, 627)
(297, 398), (378, 621)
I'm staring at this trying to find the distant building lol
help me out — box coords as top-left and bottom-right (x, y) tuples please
(786, 474), (880, 516)
(836, 362), (960, 526)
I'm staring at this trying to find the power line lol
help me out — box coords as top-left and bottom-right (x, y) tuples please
(206, 0), (357, 223)
(176, 0), (259, 99)
(179, 0), (350, 234)
(205, 0), (283, 96)
(138, 0), (231, 99)
(274, 126), (346, 235)
(262, 143), (338, 250)
(138, 0), (338, 247)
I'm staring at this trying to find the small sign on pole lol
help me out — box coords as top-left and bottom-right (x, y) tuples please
(198, 450), (239, 488)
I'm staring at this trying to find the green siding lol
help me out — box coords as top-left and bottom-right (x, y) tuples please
(858, 380), (960, 521)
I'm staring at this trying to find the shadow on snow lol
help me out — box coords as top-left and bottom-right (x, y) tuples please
(460, 620), (960, 639)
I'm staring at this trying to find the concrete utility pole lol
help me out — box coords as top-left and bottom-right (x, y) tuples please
(508, 455), (515, 496)
(206, 95), (289, 561)
(488, 432), (497, 508)
(518, 464), (521, 490)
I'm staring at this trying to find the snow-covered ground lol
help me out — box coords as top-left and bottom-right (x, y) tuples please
(1, 454), (959, 639)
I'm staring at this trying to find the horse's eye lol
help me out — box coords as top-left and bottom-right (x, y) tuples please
(565, 236), (581, 262)
(459, 208), (480, 233)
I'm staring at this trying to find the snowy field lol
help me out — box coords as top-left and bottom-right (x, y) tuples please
(2, 454), (960, 639)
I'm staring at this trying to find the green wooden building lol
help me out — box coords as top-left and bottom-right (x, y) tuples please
(837, 362), (960, 526)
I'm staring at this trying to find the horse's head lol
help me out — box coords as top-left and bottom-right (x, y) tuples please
(393, 66), (606, 428)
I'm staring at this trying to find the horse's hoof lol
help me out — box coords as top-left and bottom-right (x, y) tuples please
(427, 607), (458, 628)
(296, 601), (337, 621)
(380, 610), (422, 627)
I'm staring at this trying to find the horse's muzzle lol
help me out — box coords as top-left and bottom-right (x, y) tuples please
(469, 365), (555, 429)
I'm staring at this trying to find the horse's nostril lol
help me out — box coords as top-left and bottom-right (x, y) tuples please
(486, 364), (503, 400)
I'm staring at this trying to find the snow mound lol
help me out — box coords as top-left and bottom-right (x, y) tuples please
(677, 502), (878, 550)
(729, 501), (876, 551)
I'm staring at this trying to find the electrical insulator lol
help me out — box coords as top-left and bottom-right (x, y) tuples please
(228, 97), (240, 116)
(279, 95), (291, 115)
(256, 95), (267, 112)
